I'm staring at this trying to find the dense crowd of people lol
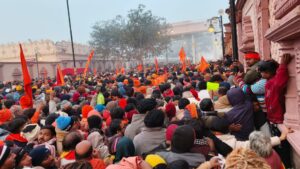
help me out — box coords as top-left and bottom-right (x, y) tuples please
(0, 52), (294, 169)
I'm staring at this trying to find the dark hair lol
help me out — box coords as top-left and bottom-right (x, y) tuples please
(137, 98), (157, 114)
(200, 98), (213, 111)
(178, 98), (190, 109)
(109, 119), (122, 135)
(124, 103), (135, 112)
(258, 60), (279, 75)
(87, 115), (103, 130)
(144, 109), (165, 128)
(75, 144), (93, 160)
(7, 118), (27, 133)
(173, 95), (181, 101)
(173, 87), (183, 96)
(62, 132), (82, 151)
(41, 125), (56, 137)
(63, 161), (93, 169)
(134, 92), (145, 100)
(151, 90), (162, 99)
(218, 87), (228, 96)
(126, 97), (137, 107)
(111, 89), (121, 98)
(4, 100), (15, 109)
(110, 107), (125, 120)
(125, 86), (134, 97)
(210, 75), (223, 82)
(186, 120), (204, 139)
(164, 96), (172, 103)
(23, 108), (36, 119)
(198, 81), (207, 90)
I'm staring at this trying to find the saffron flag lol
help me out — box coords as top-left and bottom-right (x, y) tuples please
(19, 44), (33, 107)
(116, 68), (120, 75)
(93, 68), (97, 75)
(182, 60), (186, 72)
(137, 64), (143, 72)
(198, 56), (209, 73)
(155, 57), (159, 73)
(56, 64), (65, 86)
(179, 47), (186, 62)
(83, 50), (94, 77)
(121, 67), (125, 74)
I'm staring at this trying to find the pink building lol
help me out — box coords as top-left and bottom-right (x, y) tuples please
(233, 0), (300, 167)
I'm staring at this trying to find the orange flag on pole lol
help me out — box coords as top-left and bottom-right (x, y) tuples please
(198, 56), (210, 73)
(121, 67), (125, 74)
(19, 44), (33, 107)
(182, 60), (186, 72)
(137, 64), (143, 72)
(179, 47), (186, 62)
(83, 50), (94, 78)
(56, 64), (65, 86)
(155, 57), (159, 73)
(93, 68), (97, 75)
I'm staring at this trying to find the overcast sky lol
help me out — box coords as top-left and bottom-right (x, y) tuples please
(0, 0), (229, 45)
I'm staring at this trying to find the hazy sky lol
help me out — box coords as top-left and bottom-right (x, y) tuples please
(0, 0), (229, 45)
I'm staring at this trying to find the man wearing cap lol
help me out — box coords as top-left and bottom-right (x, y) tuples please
(0, 144), (16, 169)
(243, 51), (261, 85)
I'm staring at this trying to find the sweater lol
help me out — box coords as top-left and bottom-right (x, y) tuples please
(265, 64), (289, 124)
(124, 114), (146, 140)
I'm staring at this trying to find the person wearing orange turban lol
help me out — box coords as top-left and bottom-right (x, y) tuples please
(19, 95), (32, 109)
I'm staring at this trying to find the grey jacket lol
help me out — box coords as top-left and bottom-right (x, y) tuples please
(133, 127), (166, 155)
(157, 151), (206, 168)
(124, 114), (146, 140)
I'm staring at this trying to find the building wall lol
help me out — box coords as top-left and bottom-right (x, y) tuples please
(236, 0), (300, 168)
(0, 40), (124, 81)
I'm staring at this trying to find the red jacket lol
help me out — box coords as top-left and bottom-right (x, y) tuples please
(265, 64), (289, 124)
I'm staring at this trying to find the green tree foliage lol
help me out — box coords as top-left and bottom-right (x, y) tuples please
(89, 4), (171, 62)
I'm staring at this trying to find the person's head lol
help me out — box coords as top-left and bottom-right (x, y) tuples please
(172, 86), (182, 96)
(186, 120), (204, 139)
(198, 81), (207, 90)
(37, 125), (56, 144)
(3, 100), (14, 109)
(23, 108), (36, 120)
(62, 161), (93, 169)
(210, 75), (223, 83)
(171, 125), (195, 153)
(249, 131), (272, 158)
(217, 87), (228, 97)
(200, 98), (214, 111)
(29, 146), (54, 168)
(7, 118), (27, 134)
(87, 115), (103, 130)
(144, 109), (165, 128)
(110, 107), (125, 120)
(245, 52), (260, 67)
(56, 116), (74, 131)
(21, 124), (41, 142)
(258, 60), (279, 80)
(137, 98), (157, 114)
(0, 144), (16, 169)
(75, 140), (93, 160)
(114, 137), (135, 163)
(225, 148), (271, 169)
(13, 147), (32, 168)
(109, 119), (123, 136)
(62, 132), (83, 152)
(178, 98), (190, 110)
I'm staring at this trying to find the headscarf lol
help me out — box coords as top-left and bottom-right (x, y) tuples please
(114, 137), (135, 163)
(226, 88), (254, 140)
